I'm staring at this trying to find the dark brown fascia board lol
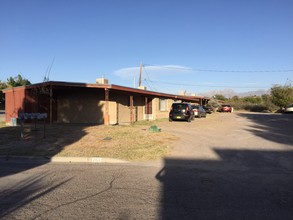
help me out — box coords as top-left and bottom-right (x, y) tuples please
(37, 81), (109, 89)
(109, 84), (207, 101)
(2, 81), (209, 101)
(2, 81), (109, 93)
(2, 85), (26, 93)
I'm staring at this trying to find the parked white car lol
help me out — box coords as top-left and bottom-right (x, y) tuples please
(284, 104), (293, 113)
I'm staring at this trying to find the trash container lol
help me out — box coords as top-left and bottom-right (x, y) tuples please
(10, 118), (17, 126)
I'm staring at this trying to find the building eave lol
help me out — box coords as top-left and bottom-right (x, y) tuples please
(2, 80), (210, 101)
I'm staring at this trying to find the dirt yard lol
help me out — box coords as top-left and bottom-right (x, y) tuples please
(1, 111), (292, 220)
(0, 118), (177, 161)
(1, 111), (292, 163)
(155, 111), (293, 170)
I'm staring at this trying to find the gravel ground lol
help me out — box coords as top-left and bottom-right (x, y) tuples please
(0, 110), (4, 122)
(1, 111), (293, 220)
(156, 111), (293, 161)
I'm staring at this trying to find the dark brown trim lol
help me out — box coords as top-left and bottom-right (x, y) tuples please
(3, 81), (210, 103)
(104, 88), (109, 125)
(130, 95), (134, 123)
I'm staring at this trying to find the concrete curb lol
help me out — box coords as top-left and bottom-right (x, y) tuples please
(0, 156), (129, 164)
(51, 156), (129, 163)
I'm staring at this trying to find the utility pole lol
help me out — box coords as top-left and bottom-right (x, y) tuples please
(138, 62), (143, 87)
(133, 76), (136, 88)
(285, 78), (292, 86)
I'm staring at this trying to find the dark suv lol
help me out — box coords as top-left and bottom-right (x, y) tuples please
(169, 103), (194, 122)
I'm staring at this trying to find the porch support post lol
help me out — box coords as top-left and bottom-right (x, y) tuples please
(145, 97), (148, 114)
(130, 95), (134, 123)
(50, 85), (53, 125)
(104, 88), (110, 125)
(145, 97), (149, 121)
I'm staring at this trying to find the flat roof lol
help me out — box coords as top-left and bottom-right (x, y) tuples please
(3, 81), (210, 101)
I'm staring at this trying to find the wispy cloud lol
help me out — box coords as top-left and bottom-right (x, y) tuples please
(112, 65), (270, 94)
(145, 65), (193, 72)
(242, 82), (262, 86)
(113, 64), (194, 80)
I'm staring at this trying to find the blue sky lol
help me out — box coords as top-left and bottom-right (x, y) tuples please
(1, 0), (293, 95)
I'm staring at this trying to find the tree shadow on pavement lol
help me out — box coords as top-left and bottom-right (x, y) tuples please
(157, 149), (293, 220)
(0, 170), (73, 219)
(237, 112), (293, 146)
(0, 123), (88, 218)
(0, 85), (104, 217)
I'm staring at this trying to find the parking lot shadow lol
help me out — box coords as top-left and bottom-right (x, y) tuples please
(0, 86), (103, 217)
(0, 123), (88, 218)
(0, 169), (73, 219)
(237, 112), (293, 146)
(156, 149), (293, 220)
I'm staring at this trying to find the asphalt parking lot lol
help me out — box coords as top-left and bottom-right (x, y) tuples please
(159, 111), (293, 162)
(1, 112), (293, 219)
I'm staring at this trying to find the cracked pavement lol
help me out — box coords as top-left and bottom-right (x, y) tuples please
(1, 112), (293, 219)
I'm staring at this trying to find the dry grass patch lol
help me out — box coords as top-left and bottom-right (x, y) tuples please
(0, 121), (177, 161)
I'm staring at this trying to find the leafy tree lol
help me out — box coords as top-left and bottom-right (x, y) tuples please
(270, 85), (293, 108)
(261, 94), (271, 102)
(0, 80), (7, 105)
(231, 96), (240, 101)
(0, 74), (31, 106)
(0, 80), (7, 90)
(6, 74), (31, 87)
(214, 94), (226, 101)
(243, 96), (262, 104)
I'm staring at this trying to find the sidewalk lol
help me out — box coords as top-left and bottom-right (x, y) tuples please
(0, 155), (129, 164)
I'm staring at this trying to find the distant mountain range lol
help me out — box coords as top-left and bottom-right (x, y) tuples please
(198, 89), (270, 98)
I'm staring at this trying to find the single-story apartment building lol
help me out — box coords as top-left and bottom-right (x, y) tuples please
(3, 79), (210, 125)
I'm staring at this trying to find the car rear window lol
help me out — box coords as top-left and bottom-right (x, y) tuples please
(172, 104), (187, 110)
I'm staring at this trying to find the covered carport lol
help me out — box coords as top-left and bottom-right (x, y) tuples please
(3, 81), (209, 125)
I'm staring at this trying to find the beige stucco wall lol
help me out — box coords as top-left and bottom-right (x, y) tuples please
(5, 84), (205, 125)
(56, 89), (146, 125)
(136, 105), (144, 121)
(57, 89), (104, 124)
(109, 92), (146, 124)
(134, 96), (145, 121)
(55, 88), (186, 124)
(112, 93), (130, 124)
(107, 101), (117, 124)
(152, 98), (175, 120)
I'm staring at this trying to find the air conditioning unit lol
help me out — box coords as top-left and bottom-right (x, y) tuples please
(96, 78), (109, 84)
(138, 86), (147, 90)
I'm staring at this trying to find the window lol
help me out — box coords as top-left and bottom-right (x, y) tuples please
(159, 99), (167, 111)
